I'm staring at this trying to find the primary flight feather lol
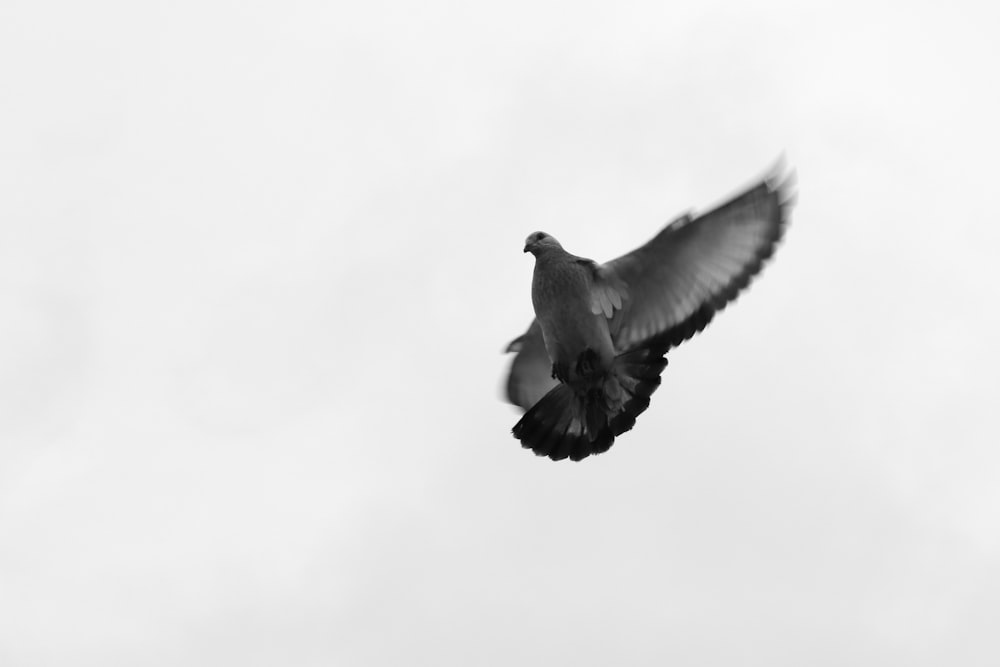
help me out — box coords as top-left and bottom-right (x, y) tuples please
(504, 164), (795, 461)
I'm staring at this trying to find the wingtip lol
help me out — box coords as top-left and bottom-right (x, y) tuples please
(504, 335), (524, 354)
(764, 155), (797, 206)
(767, 152), (787, 177)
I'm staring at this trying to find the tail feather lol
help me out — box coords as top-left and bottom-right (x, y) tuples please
(520, 387), (568, 456)
(584, 391), (609, 442)
(548, 414), (580, 461)
(579, 424), (614, 459)
(537, 395), (579, 461)
(511, 341), (670, 461)
(512, 385), (587, 461)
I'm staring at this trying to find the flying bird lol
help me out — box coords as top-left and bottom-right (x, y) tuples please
(503, 164), (795, 461)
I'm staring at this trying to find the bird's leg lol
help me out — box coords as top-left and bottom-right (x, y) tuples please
(575, 348), (600, 379)
(552, 350), (600, 383)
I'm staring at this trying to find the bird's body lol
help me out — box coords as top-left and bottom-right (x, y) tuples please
(531, 249), (615, 383)
(504, 164), (795, 461)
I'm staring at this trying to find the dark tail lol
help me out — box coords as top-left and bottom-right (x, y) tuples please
(511, 342), (669, 461)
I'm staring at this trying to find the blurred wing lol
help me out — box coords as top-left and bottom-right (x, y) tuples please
(504, 319), (557, 411)
(603, 166), (795, 352)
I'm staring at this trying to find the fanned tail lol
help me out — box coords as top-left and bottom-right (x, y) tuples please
(511, 340), (670, 462)
(511, 385), (611, 462)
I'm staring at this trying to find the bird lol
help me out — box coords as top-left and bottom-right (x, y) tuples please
(503, 164), (795, 461)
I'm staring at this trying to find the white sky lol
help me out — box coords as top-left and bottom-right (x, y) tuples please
(2, 1), (998, 665)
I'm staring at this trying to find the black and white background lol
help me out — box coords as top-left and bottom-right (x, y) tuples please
(2, 1), (998, 665)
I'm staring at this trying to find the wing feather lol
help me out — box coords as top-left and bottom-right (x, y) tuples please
(604, 165), (795, 351)
(504, 320), (558, 410)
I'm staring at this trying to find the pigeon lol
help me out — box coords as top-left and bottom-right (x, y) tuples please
(504, 164), (795, 461)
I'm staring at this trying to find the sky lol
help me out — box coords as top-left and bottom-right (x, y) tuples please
(1, 0), (999, 665)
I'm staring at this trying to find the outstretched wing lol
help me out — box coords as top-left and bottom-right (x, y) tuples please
(603, 166), (795, 352)
(504, 320), (557, 410)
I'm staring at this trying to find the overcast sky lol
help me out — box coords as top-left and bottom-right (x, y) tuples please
(2, 1), (999, 665)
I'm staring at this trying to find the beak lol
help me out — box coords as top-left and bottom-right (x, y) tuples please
(523, 243), (530, 253)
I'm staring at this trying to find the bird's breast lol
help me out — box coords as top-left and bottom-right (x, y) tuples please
(531, 259), (614, 374)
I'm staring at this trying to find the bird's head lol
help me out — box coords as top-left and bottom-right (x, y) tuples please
(523, 231), (562, 255)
